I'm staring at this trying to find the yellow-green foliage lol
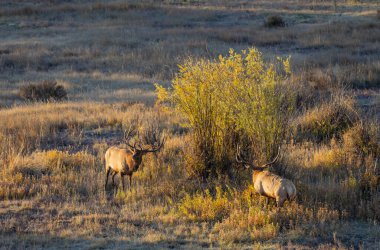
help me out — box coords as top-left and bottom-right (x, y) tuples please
(156, 48), (295, 175)
(178, 186), (231, 221)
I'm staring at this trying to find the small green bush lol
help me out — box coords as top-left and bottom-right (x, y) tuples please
(19, 80), (67, 102)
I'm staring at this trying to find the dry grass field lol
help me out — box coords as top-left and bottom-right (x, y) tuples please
(0, 0), (379, 249)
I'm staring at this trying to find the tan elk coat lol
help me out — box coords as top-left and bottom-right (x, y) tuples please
(252, 170), (296, 207)
(236, 145), (296, 207)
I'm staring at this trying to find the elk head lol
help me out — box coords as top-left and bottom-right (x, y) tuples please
(124, 125), (165, 168)
(236, 144), (280, 171)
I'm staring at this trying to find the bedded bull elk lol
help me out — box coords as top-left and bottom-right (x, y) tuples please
(105, 126), (165, 191)
(236, 145), (296, 207)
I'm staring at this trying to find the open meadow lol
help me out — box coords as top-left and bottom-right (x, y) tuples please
(0, 0), (379, 249)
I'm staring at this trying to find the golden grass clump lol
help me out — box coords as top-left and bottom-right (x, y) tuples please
(293, 96), (357, 142)
(1, 150), (96, 201)
(309, 143), (345, 169)
(178, 186), (231, 222)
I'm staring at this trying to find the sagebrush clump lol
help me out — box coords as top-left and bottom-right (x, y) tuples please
(265, 15), (285, 27)
(19, 80), (67, 102)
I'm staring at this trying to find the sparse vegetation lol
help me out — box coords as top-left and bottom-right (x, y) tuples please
(0, 0), (379, 249)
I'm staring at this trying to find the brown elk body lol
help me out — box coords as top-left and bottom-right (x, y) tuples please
(236, 146), (296, 207)
(105, 127), (165, 191)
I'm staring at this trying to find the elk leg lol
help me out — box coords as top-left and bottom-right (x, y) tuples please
(111, 172), (117, 186)
(105, 168), (111, 190)
(276, 198), (285, 208)
(129, 175), (132, 191)
(120, 173), (125, 191)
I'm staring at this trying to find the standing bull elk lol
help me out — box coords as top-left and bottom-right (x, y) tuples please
(105, 126), (165, 191)
(236, 145), (296, 207)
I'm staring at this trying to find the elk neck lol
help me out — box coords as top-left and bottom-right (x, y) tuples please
(252, 169), (269, 182)
(130, 150), (144, 170)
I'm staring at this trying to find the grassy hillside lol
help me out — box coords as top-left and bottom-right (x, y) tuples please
(0, 1), (379, 249)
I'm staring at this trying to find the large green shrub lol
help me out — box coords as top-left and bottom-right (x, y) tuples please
(156, 48), (295, 178)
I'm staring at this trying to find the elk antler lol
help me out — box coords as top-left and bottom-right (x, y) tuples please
(236, 144), (252, 167)
(259, 146), (281, 168)
(124, 125), (137, 152)
(125, 125), (165, 153)
(236, 144), (281, 170)
(141, 126), (166, 153)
